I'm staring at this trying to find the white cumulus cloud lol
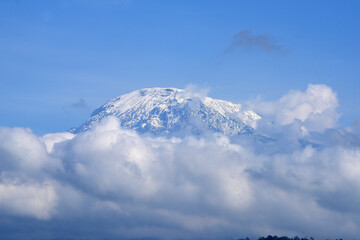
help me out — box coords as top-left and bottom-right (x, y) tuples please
(248, 84), (339, 133)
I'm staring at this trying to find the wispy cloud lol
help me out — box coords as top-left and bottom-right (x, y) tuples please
(70, 98), (88, 109)
(63, 98), (89, 114)
(226, 29), (283, 53)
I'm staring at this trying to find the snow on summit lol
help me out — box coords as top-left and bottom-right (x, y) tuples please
(72, 87), (261, 136)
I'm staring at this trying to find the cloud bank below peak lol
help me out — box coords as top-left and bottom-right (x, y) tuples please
(0, 84), (359, 240)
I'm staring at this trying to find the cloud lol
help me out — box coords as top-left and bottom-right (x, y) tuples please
(62, 99), (89, 114)
(0, 85), (359, 239)
(0, 127), (61, 174)
(0, 181), (57, 220)
(42, 132), (75, 152)
(226, 29), (283, 53)
(71, 98), (88, 109)
(0, 127), (60, 221)
(247, 84), (339, 134)
(181, 84), (210, 101)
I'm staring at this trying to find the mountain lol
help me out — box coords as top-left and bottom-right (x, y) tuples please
(70, 87), (261, 137)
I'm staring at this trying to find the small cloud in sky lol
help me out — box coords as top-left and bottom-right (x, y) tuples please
(225, 29), (283, 53)
(63, 98), (89, 114)
(70, 98), (88, 109)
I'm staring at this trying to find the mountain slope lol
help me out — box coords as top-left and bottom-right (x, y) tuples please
(71, 88), (261, 136)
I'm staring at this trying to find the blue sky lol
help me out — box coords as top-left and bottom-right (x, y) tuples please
(2, 2), (360, 239)
(1, 0), (360, 134)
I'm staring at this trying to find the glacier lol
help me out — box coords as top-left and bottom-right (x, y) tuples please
(71, 87), (262, 137)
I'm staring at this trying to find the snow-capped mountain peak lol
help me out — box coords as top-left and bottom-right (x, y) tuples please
(71, 87), (261, 136)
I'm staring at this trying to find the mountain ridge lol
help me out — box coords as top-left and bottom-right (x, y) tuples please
(70, 87), (261, 137)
